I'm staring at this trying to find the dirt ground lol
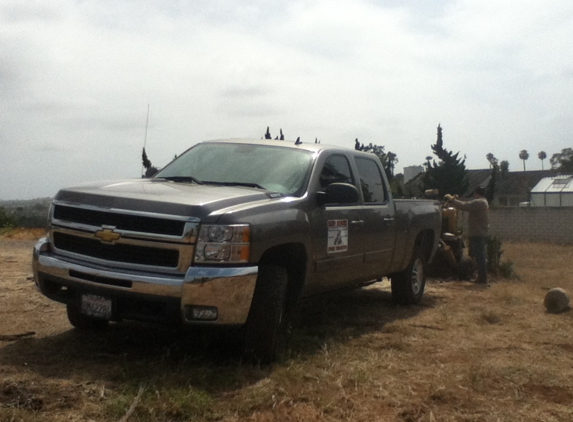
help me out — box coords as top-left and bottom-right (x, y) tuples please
(0, 230), (64, 339)
(2, 230), (573, 421)
(0, 231), (65, 340)
(0, 232), (112, 419)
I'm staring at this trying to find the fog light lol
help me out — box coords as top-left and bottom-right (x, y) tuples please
(184, 305), (218, 321)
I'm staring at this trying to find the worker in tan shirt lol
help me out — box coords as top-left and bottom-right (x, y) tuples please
(444, 186), (489, 284)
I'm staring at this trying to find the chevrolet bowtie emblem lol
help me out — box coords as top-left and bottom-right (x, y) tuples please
(94, 228), (121, 243)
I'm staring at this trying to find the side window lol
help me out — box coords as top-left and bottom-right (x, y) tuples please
(319, 155), (354, 189)
(355, 157), (387, 204)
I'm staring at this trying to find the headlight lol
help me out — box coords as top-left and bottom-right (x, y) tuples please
(207, 225), (234, 242)
(195, 224), (250, 263)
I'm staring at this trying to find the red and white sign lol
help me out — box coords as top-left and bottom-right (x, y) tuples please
(327, 219), (348, 254)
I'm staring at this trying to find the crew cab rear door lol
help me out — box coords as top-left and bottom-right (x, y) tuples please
(308, 152), (372, 294)
(352, 155), (396, 277)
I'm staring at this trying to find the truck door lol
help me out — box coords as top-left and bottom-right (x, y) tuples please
(309, 153), (370, 294)
(353, 156), (396, 277)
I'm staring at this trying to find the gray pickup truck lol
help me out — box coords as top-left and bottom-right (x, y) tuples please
(33, 138), (441, 362)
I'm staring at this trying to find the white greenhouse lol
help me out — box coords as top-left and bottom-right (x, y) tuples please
(530, 175), (573, 206)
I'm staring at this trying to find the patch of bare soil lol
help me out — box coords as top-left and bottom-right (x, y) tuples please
(1, 228), (47, 241)
(0, 235), (108, 421)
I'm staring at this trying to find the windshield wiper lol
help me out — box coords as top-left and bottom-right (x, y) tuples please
(203, 181), (266, 190)
(160, 178), (271, 191)
(160, 176), (204, 185)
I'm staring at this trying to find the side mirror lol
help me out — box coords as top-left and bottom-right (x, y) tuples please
(317, 183), (360, 205)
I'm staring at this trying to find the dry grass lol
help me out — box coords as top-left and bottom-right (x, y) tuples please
(1, 236), (573, 421)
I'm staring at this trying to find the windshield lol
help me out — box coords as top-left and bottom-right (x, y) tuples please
(156, 143), (314, 196)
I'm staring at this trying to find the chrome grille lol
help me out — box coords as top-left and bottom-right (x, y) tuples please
(48, 202), (198, 273)
(53, 232), (180, 268)
(53, 204), (186, 237)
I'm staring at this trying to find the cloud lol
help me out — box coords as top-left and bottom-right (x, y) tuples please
(1, 0), (573, 199)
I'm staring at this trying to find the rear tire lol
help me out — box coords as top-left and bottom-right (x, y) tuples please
(391, 248), (426, 305)
(66, 304), (109, 330)
(242, 266), (289, 364)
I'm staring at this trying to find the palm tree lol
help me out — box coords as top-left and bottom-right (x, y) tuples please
(538, 151), (547, 170)
(424, 156), (432, 171)
(519, 150), (529, 171)
(486, 153), (497, 168)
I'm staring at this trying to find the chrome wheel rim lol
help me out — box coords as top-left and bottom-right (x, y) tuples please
(411, 258), (424, 295)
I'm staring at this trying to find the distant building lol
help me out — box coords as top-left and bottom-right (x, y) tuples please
(402, 168), (557, 205)
(530, 175), (573, 206)
(492, 170), (556, 206)
(403, 166), (424, 184)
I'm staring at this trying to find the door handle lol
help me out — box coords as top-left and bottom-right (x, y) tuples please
(384, 216), (394, 222)
(351, 220), (364, 226)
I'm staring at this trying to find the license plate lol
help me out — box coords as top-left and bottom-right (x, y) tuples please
(81, 294), (112, 319)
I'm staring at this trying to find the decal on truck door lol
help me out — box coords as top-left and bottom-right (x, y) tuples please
(327, 219), (348, 253)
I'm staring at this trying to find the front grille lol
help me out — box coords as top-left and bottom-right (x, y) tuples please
(53, 205), (186, 236)
(53, 232), (179, 268)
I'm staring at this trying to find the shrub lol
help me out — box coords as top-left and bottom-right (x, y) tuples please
(0, 207), (16, 229)
(487, 236), (518, 279)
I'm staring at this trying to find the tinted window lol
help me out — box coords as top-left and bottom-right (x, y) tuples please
(355, 157), (387, 203)
(319, 155), (354, 189)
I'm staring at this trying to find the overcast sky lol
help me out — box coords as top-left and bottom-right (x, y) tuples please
(2, 0), (572, 200)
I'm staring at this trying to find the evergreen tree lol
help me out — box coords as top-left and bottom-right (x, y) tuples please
(500, 160), (509, 178)
(421, 124), (469, 196)
(550, 148), (573, 174)
(142, 147), (152, 169)
(141, 147), (158, 178)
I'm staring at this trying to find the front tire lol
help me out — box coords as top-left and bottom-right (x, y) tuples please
(391, 248), (426, 305)
(66, 304), (109, 330)
(242, 266), (289, 364)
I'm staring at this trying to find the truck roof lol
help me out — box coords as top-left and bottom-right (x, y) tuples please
(200, 138), (357, 154)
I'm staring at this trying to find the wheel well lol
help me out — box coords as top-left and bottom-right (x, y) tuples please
(415, 230), (435, 263)
(258, 243), (307, 308)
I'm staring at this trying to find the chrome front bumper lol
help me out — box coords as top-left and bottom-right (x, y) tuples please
(33, 238), (258, 325)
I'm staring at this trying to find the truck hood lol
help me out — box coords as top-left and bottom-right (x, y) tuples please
(54, 178), (278, 220)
